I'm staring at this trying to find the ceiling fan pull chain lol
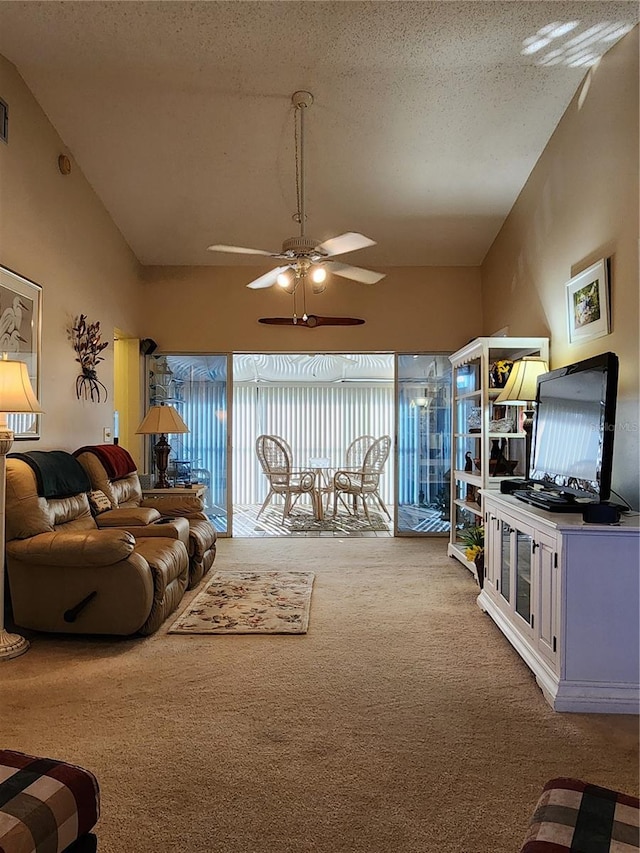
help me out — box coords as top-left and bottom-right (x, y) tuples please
(292, 276), (298, 323)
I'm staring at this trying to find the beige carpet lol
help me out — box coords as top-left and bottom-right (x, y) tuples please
(1, 538), (638, 853)
(168, 570), (315, 634)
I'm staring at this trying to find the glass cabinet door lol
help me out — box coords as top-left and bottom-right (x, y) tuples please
(500, 522), (512, 603)
(515, 528), (532, 625)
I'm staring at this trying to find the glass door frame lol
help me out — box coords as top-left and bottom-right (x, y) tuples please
(143, 352), (233, 537)
(394, 352), (452, 537)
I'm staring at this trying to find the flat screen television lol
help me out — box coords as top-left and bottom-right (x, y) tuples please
(527, 351), (618, 504)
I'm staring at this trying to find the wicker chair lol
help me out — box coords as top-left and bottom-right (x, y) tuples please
(255, 435), (319, 523)
(333, 435), (392, 522)
(345, 435), (376, 469)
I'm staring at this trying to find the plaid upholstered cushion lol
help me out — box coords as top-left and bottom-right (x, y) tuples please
(521, 777), (639, 852)
(0, 750), (100, 853)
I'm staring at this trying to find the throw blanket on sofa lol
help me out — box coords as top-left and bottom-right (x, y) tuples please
(9, 450), (91, 498)
(74, 444), (137, 480)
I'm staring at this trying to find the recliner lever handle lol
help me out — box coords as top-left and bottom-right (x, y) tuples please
(64, 591), (98, 623)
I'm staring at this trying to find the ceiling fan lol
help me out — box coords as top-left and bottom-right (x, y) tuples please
(258, 315), (364, 327)
(207, 91), (384, 322)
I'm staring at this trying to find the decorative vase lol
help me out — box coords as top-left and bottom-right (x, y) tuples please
(474, 552), (485, 589)
(489, 438), (518, 477)
(490, 360), (513, 388)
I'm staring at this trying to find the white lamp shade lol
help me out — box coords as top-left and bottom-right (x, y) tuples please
(0, 358), (42, 413)
(136, 404), (189, 435)
(494, 357), (549, 406)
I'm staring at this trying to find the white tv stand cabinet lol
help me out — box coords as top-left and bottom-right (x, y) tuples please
(477, 491), (639, 713)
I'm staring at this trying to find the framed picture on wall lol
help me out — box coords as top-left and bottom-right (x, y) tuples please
(0, 265), (42, 439)
(566, 259), (610, 345)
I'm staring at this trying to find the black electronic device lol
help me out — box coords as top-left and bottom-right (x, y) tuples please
(582, 503), (621, 524)
(512, 488), (585, 513)
(516, 352), (619, 512)
(500, 478), (532, 494)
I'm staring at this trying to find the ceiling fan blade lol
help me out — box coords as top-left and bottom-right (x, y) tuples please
(313, 316), (366, 326)
(316, 232), (376, 257)
(324, 261), (386, 285)
(258, 315), (365, 327)
(247, 266), (290, 289)
(207, 244), (273, 256)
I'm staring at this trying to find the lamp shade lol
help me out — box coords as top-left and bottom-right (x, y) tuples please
(494, 357), (549, 406)
(0, 357), (42, 413)
(136, 404), (189, 435)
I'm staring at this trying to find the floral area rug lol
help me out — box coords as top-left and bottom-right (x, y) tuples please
(168, 571), (315, 635)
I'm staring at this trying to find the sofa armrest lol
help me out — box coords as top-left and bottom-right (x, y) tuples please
(141, 496), (206, 518)
(112, 517), (190, 547)
(96, 507), (161, 527)
(6, 530), (136, 567)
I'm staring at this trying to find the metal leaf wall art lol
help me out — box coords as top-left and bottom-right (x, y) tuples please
(71, 314), (109, 402)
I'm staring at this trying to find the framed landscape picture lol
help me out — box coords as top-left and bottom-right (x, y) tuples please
(566, 259), (610, 345)
(0, 265), (42, 438)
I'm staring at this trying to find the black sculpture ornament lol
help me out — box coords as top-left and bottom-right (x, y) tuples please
(71, 314), (109, 402)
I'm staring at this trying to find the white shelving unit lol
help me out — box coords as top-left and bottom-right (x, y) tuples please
(448, 336), (549, 573)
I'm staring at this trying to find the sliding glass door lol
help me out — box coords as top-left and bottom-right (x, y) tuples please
(395, 354), (452, 535)
(146, 354), (230, 533)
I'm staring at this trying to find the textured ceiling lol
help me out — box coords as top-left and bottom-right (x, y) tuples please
(0, 1), (636, 269)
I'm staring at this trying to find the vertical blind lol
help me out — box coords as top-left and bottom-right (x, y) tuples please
(233, 384), (395, 505)
(171, 381), (228, 506)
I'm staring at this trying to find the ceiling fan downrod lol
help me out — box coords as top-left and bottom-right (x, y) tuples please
(292, 90), (313, 239)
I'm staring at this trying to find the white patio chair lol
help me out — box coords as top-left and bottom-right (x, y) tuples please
(332, 435), (392, 523)
(255, 434), (319, 523)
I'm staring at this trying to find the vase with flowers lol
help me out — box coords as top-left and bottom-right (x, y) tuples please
(458, 525), (485, 588)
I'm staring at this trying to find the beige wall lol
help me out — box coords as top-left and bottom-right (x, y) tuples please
(481, 28), (639, 508)
(141, 264), (483, 354)
(0, 54), (143, 453)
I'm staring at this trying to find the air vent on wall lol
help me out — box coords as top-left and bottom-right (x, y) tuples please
(0, 98), (7, 144)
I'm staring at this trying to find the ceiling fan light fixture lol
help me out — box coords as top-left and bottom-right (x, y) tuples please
(277, 269), (293, 288)
(310, 265), (326, 284)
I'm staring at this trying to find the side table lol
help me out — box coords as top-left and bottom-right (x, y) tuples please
(142, 485), (206, 502)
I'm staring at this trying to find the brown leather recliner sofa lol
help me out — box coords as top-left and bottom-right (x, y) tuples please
(74, 444), (217, 589)
(5, 451), (189, 636)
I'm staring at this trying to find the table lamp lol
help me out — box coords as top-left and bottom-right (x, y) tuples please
(136, 403), (189, 488)
(494, 356), (549, 476)
(0, 355), (42, 660)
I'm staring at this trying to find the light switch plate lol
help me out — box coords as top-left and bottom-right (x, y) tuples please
(103, 427), (112, 442)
